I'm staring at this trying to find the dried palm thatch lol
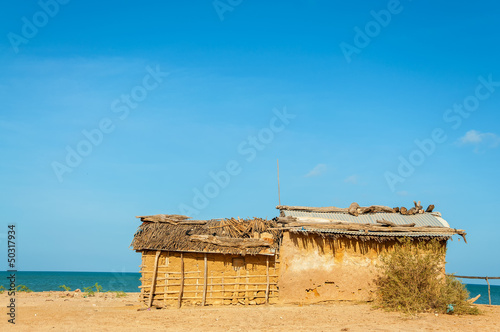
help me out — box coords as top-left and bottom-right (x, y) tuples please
(276, 215), (467, 243)
(288, 228), (453, 243)
(131, 216), (281, 255)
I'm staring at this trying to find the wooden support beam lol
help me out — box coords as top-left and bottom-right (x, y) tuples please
(233, 269), (241, 304)
(276, 220), (467, 238)
(154, 294), (278, 301)
(202, 253), (208, 306)
(189, 235), (271, 249)
(177, 253), (184, 309)
(486, 277), (491, 306)
(453, 275), (500, 280)
(140, 287), (278, 296)
(147, 250), (161, 308)
(221, 275), (224, 300)
(140, 282), (278, 288)
(265, 256), (270, 304)
(245, 271), (249, 306)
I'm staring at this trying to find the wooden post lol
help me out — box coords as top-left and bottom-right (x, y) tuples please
(486, 277), (491, 306)
(148, 250), (161, 308)
(245, 270), (249, 305)
(265, 256), (270, 304)
(210, 273), (214, 302)
(221, 275), (224, 302)
(140, 254), (145, 300)
(277, 159), (281, 206)
(177, 253), (185, 309)
(202, 253), (208, 306)
(233, 269), (241, 304)
(164, 252), (169, 307)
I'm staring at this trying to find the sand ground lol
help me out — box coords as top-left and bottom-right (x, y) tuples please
(1, 292), (499, 331)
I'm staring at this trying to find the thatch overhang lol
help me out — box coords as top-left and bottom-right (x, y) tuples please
(131, 215), (282, 255)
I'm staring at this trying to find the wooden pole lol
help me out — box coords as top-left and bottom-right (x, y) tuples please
(177, 253), (184, 309)
(245, 270), (249, 305)
(233, 269), (241, 304)
(202, 253), (208, 306)
(221, 275), (224, 302)
(140, 255), (145, 300)
(453, 275), (500, 280)
(148, 251), (161, 308)
(486, 277), (491, 306)
(277, 159), (281, 206)
(265, 256), (270, 304)
(451, 274), (500, 305)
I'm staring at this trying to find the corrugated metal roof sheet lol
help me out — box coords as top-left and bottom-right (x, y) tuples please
(289, 228), (452, 238)
(282, 210), (448, 228)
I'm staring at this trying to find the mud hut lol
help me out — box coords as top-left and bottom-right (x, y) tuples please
(131, 202), (466, 307)
(275, 202), (467, 304)
(131, 215), (281, 308)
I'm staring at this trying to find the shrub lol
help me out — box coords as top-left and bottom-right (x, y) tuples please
(94, 282), (103, 293)
(439, 275), (479, 315)
(15, 285), (33, 292)
(83, 283), (103, 297)
(59, 285), (71, 291)
(375, 239), (479, 315)
(0, 285), (6, 294)
(83, 285), (95, 297)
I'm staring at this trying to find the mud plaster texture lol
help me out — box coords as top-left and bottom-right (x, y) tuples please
(278, 232), (445, 304)
(140, 251), (279, 307)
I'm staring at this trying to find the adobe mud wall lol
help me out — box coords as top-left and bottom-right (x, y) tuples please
(278, 232), (398, 304)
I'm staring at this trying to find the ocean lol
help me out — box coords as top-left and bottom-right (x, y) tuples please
(0, 271), (498, 305)
(464, 283), (500, 305)
(0, 271), (141, 293)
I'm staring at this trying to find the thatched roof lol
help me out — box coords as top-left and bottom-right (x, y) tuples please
(131, 215), (281, 255)
(131, 201), (467, 251)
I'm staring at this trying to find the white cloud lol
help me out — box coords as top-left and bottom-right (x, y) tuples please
(458, 130), (500, 152)
(305, 163), (327, 177)
(344, 175), (358, 185)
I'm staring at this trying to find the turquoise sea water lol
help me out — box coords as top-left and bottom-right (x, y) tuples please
(0, 271), (498, 305)
(464, 283), (500, 305)
(0, 271), (141, 292)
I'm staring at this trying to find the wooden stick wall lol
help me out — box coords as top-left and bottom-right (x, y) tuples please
(140, 251), (279, 308)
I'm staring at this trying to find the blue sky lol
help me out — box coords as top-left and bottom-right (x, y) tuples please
(0, 1), (499, 282)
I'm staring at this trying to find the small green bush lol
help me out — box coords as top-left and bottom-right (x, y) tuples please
(83, 283), (103, 297)
(15, 285), (33, 292)
(0, 285), (6, 294)
(94, 282), (103, 293)
(59, 285), (71, 291)
(83, 286), (95, 297)
(375, 239), (479, 315)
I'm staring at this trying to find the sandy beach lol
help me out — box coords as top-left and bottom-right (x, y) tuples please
(1, 292), (499, 331)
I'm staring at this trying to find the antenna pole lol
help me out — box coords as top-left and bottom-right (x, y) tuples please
(277, 159), (281, 206)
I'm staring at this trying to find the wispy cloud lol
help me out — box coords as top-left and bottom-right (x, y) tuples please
(458, 130), (500, 152)
(305, 163), (327, 177)
(344, 174), (358, 185)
